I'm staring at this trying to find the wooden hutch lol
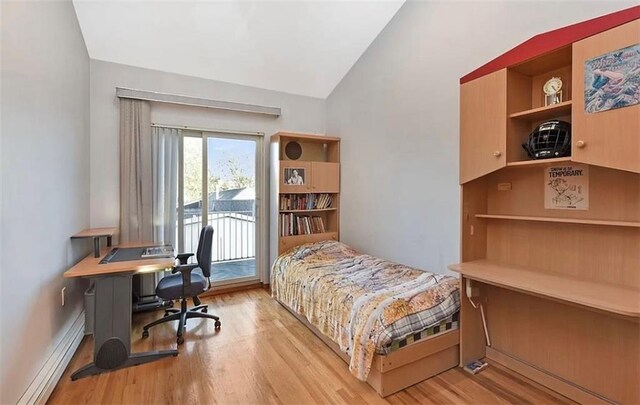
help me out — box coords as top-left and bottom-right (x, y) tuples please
(270, 132), (340, 264)
(450, 8), (639, 404)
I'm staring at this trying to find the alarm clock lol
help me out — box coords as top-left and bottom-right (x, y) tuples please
(543, 77), (563, 106)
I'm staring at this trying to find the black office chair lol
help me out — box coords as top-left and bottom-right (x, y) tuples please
(142, 225), (221, 345)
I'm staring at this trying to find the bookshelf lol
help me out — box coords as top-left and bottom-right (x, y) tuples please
(270, 132), (340, 259)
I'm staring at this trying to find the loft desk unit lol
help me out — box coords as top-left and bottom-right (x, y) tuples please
(64, 244), (178, 380)
(71, 227), (118, 257)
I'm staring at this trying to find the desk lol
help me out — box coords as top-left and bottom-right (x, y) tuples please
(64, 244), (178, 380)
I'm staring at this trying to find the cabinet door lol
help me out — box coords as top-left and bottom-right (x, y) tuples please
(310, 162), (340, 193)
(572, 20), (639, 173)
(460, 69), (507, 184)
(280, 161), (312, 193)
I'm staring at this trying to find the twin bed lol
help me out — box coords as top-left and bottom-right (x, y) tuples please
(271, 240), (461, 396)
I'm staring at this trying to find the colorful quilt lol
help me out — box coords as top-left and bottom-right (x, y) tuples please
(271, 240), (460, 381)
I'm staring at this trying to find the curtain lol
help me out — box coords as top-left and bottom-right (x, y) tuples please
(119, 99), (152, 243)
(151, 127), (180, 246)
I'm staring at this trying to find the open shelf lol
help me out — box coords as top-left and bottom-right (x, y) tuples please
(448, 259), (640, 317)
(510, 100), (572, 121)
(280, 208), (337, 213)
(506, 156), (571, 167)
(476, 214), (640, 228)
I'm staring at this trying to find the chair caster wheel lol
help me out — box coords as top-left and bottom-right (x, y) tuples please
(177, 336), (184, 345)
(202, 308), (208, 313)
(142, 330), (149, 338)
(215, 320), (221, 329)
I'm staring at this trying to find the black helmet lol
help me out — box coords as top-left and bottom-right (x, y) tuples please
(522, 120), (571, 160)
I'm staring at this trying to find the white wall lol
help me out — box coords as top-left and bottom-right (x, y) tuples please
(0, 1), (90, 403)
(325, 1), (636, 275)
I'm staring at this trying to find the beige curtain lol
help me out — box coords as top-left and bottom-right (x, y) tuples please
(151, 127), (180, 246)
(119, 99), (152, 244)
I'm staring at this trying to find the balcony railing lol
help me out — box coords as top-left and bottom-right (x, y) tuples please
(182, 210), (256, 262)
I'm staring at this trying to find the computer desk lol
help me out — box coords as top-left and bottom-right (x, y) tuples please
(64, 243), (178, 380)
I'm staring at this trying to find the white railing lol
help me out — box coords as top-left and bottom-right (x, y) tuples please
(182, 210), (255, 262)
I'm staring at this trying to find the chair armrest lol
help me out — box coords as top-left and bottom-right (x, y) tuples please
(175, 252), (195, 265)
(172, 263), (199, 297)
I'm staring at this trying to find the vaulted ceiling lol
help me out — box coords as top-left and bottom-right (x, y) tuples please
(73, 0), (404, 98)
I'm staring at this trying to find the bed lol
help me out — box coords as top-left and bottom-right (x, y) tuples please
(271, 240), (460, 396)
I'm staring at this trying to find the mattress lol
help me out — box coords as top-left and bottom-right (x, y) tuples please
(383, 311), (459, 355)
(271, 240), (460, 381)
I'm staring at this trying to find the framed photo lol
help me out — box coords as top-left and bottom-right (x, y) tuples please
(284, 168), (305, 185)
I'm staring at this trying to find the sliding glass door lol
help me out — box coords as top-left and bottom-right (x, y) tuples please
(178, 131), (261, 285)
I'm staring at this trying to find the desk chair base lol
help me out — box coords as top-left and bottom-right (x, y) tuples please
(142, 299), (221, 345)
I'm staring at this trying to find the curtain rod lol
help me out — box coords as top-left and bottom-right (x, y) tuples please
(151, 123), (264, 137)
(116, 87), (281, 117)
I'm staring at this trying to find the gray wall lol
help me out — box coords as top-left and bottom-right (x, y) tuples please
(0, 1), (90, 403)
(325, 1), (635, 275)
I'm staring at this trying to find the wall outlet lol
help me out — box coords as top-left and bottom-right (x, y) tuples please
(61, 287), (66, 306)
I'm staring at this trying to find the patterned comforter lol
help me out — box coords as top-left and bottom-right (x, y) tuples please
(271, 240), (460, 381)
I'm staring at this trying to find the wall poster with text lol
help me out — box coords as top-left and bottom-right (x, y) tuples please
(545, 165), (589, 210)
(584, 43), (640, 114)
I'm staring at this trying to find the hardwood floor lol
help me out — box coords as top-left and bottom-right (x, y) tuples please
(49, 288), (574, 404)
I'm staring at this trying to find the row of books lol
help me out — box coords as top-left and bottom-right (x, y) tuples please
(279, 193), (333, 211)
(280, 214), (326, 236)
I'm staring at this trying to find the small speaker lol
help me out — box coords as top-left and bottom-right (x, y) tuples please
(285, 141), (302, 160)
(95, 337), (128, 369)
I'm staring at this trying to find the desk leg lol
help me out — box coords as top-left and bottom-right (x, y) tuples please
(71, 275), (177, 381)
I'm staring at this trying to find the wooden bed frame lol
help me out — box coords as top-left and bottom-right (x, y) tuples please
(278, 300), (460, 397)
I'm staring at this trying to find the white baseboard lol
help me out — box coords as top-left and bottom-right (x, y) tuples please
(17, 310), (85, 405)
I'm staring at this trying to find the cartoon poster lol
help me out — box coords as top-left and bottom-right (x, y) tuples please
(584, 43), (640, 113)
(545, 165), (589, 210)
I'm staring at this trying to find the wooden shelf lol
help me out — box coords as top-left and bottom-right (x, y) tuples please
(509, 100), (572, 121)
(506, 156), (572, 167)
(71, 227), (117, 239)
(280, 231), (337, 239)
(476, 214), (640, 228)
(280, 208), (336, 213)
(448, 259), (640, 317)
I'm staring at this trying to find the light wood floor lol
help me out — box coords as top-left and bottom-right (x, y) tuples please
(49, 288), (574, 404)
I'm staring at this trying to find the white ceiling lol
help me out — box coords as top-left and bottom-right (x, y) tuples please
(73, 0), (404, 98)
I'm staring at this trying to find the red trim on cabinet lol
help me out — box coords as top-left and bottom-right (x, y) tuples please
(460, 6), (640, 84)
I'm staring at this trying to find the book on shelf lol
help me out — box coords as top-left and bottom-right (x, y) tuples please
(279, 193), (333, 210)
(279, 213), (327, 236)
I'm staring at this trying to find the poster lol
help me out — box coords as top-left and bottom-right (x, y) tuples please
(545, 165), (589, 210)
(584, 43), (640, 114)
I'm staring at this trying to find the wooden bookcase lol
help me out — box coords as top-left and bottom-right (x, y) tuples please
(270, 132), (340, 259)
(453, 17), (639, 404)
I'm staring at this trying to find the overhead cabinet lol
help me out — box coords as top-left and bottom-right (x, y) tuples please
(571, 20), (640, 173)
(459, 70), (507, 184)
(279, 160), (340, 194)
(459, 19), (640, 184)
